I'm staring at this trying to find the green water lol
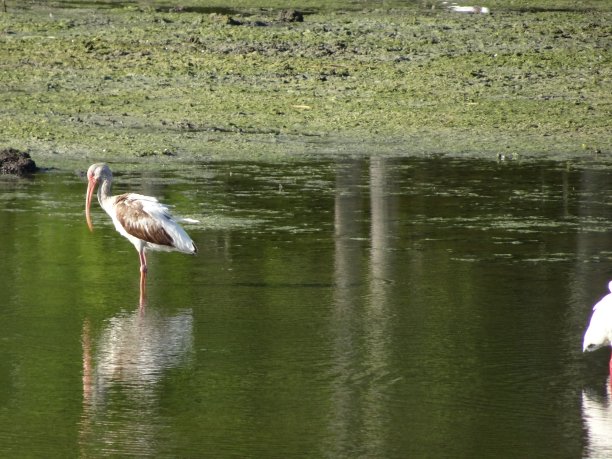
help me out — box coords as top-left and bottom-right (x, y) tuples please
(1, 157), (611, 457)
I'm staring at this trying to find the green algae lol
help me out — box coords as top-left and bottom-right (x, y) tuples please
(0, 1), (610, 164)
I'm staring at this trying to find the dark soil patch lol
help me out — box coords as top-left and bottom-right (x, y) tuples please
(0, 149), (38, 175)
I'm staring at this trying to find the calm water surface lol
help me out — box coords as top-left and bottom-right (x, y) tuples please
(1, 156), (612, 458)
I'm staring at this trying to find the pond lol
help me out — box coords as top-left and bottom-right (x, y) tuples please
(0, 156), (611, 458)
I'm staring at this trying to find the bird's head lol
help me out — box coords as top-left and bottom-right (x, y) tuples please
(85, 163), (112, 232)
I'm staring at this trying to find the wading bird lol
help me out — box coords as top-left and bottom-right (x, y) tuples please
(85, 163), (197, 305)
(583, 281), (612, 374)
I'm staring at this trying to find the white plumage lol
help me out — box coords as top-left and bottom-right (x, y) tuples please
(85, 163), (197, 304)
(583, 281), (612, 355)
(102, 192), (196, 255)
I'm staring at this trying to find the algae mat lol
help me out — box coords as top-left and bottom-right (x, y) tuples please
(0, 0), (610, 163)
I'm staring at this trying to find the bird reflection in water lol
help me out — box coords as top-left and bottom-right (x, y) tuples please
(80, 308), (193, 456)
(582, 378), (612, 458)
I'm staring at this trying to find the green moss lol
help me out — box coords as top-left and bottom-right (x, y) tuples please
(0, 1), (610, 163)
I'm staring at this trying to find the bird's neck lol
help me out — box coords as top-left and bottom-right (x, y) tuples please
(97, 178), (113, 208)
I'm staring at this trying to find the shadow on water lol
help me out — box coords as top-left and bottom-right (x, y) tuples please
(37, 0), (422, 13)
(2, 156), (612, 457)
(47, 0), (135, 9)
(25, 1), (241, 15)
(154, 6), (249, 15)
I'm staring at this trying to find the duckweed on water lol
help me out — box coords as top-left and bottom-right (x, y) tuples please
(0, 0), (610, 163)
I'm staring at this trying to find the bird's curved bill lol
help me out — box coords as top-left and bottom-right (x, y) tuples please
(85, 178), (96, 231)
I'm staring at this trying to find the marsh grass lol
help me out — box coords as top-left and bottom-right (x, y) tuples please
(1, 0), (610, 161)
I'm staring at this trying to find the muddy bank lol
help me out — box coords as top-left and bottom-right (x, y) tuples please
(0, 1), (610, 164)
(0, 148), (37, 175)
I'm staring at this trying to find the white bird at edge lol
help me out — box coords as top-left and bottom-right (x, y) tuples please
(583, 281), (612, 373)
(85, 163), (197, 305)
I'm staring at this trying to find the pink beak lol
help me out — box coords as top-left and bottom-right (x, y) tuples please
(85, 177), (96, 232)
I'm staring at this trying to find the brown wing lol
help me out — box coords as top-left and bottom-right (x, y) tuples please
(114, 194), (174, 247)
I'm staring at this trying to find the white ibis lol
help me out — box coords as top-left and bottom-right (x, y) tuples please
(583, 281), (612, 373)
(85, 163), (197, 304)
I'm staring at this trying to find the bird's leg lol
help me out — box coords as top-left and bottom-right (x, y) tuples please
(139, 250), (147, 306)
(139, 249), (148, 274)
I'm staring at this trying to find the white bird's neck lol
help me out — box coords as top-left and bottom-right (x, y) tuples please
(97, 177), (113, 208)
